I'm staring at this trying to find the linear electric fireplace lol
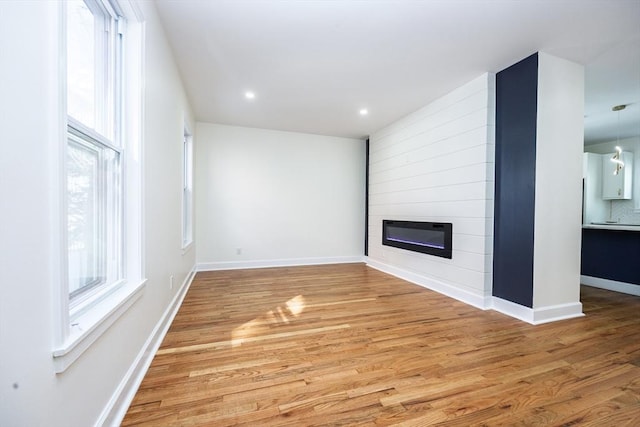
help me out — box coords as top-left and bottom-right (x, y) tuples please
(382, 220), (452, 259)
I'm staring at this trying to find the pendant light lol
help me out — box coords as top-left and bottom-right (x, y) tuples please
(610, 104), (626, 175)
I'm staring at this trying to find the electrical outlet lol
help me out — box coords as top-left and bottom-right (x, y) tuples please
(169, 275), (174, 290)
(236, 248), (242, 255)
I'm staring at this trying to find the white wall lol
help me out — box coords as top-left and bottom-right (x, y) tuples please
(532, 52), (584, 309)
(0, 1), (195, 426)
(366, 74), (495, 308)
(195, 123), (366, 269)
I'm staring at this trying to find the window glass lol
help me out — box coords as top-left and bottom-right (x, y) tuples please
(67, 137), (101, 297)
(66, 0), (96, 128)
(67, 133), (121, 302)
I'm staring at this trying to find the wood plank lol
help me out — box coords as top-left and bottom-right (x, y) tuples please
(122, 263), (640, 426)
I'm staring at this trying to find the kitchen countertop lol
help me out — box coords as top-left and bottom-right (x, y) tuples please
(583, 222), (640, 232)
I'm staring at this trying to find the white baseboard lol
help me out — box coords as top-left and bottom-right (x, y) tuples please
(196, 256), (365, 272)
(97, 267), (197, 427)
(490, 297), (534, 323)
(491, 297), (584, 325)
(365, 257), (492, 310)
(365, 257), (584, 325)
(581, 275), (640, 296)
(531, 301), (584, 324)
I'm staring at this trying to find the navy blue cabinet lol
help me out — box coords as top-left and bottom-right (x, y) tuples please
(581, 228), (640, 285)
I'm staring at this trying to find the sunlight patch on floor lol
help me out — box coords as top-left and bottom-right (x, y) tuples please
(231, 295), (307, 347)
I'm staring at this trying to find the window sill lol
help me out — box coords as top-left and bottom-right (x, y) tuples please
(52, 278), (147, 373)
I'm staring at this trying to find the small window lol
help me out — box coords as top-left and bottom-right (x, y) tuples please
(182, 128), (193, 248)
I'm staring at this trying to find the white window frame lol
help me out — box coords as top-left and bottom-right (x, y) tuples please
(182, 125), (194, 250)
(53, 0), (146, 373)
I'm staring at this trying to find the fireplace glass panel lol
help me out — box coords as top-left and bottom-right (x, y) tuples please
(382, 220), (452, 259)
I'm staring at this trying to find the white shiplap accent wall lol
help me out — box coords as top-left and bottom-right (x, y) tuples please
(367, 74), (495, 308)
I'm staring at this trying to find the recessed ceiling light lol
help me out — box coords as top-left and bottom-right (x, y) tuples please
(359, 109), (368, 116)
(245, 91), (256, 100)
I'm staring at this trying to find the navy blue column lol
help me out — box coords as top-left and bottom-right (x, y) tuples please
(493, 53), (538, 307)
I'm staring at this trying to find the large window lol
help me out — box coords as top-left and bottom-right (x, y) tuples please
(66, 0), (122, 308)
(54, 0), (144, 372)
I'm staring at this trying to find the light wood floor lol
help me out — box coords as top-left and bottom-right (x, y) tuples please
(122, 263), (640, 426)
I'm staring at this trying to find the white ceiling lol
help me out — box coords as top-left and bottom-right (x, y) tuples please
(155, 0), (640, 143)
